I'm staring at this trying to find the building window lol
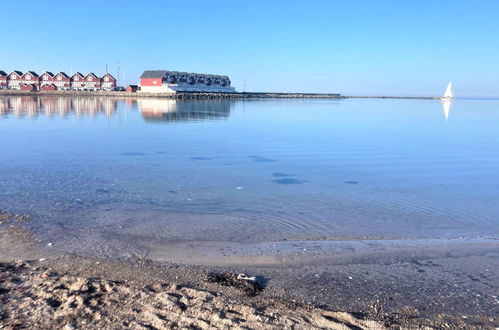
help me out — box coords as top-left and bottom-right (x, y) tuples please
(104, 77), (109, 81)
(57, 76), (62, 80)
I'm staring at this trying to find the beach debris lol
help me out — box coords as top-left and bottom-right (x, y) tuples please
(47, 243), (53, 247)
(235, 186), (244, 190)
(39, 258), (47, 262)
(206, 272), (264, 295)
(237, 273), (256, 281)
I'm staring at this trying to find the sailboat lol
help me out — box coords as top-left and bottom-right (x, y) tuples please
(442, 81), (454, 100)
(440, 82), (454, 121)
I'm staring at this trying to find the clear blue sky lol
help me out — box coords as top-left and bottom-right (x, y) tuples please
(1, 0), (498, 97)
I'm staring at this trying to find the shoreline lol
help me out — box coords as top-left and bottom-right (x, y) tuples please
(1, 220), (497, 329)
(0, 89), (443, 100)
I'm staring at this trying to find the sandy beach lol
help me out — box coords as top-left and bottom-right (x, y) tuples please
(1, 211), (497, 329)
(1, 259), (386, 329)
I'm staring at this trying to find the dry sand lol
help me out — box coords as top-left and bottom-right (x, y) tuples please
(0, 260), (384, 329)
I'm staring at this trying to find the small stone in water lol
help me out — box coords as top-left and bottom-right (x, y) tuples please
(47, 243), (53, 247)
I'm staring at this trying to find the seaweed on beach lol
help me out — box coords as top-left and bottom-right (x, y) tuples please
(206, 272), (265, 296)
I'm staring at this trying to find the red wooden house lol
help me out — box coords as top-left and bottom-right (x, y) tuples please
(7, 71), (23, 89)
(100, 73), (117, 90)
(126, 85), (138, 93)
(70, 72), (85, 90)
(84, 73), (101, 90)
(53, 72), (71, 90)
(21, 71), (40, 90)
(0, 71), (7, 88)
(40, 71), (53, 84)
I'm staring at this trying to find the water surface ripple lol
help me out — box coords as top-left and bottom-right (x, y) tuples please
(1, 96), (498, 260)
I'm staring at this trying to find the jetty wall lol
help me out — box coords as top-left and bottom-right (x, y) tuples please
(0, 90), (344, 99)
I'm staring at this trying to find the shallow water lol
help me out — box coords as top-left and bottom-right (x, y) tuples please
(0, 96), (498, 261)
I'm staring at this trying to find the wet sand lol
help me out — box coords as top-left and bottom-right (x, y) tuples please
(1, 217), (498, 329)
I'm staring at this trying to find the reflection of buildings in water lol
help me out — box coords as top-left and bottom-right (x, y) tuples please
(125, 98), (137, 110)
(0, 98), (9, 114)
(0, 97), (118, 118)
(441, 99), (454, 122)
(1, 97), (232, 121)
(138, 99), (232, 122)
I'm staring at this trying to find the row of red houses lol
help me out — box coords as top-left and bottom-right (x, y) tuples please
(0, 70), (117, 91)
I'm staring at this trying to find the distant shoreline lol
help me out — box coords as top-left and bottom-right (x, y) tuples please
(345, 95), (440, 100)
(0, 89), (443, 100)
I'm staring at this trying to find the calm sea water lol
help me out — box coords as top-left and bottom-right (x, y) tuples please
(1, 96), (498, 259)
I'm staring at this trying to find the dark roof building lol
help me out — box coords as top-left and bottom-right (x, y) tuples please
(140, 70), (235, 94)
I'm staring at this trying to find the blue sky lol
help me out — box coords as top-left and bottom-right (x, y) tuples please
(1, 0), (498, 96)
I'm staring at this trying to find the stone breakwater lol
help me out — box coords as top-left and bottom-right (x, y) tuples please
(0, 90), (343, 100)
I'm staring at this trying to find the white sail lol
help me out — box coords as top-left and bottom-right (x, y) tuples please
(443, 81), (454, 99)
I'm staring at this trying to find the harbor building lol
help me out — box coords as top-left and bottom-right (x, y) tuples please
(139, 70), (235, 93)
